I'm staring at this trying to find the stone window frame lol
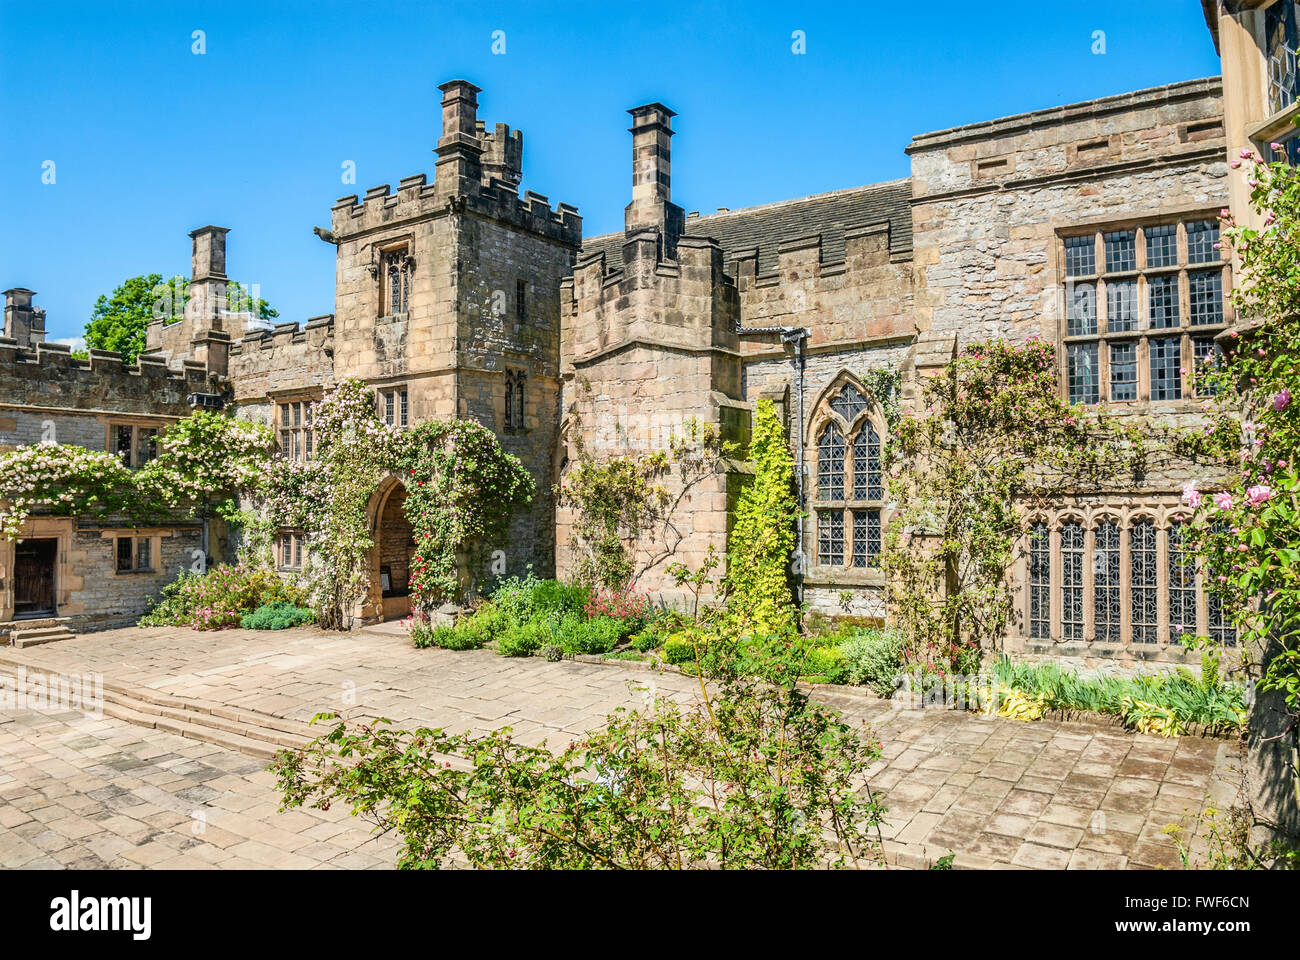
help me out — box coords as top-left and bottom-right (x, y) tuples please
(114, 534), (156, 574)
(277, 530), (305, 571)
(504, 369), (526, 431)
(276, 397), (315, 462)
(378, 243), (414, 318)
(808, 374), (889, 582)
(376, 386), (409, 429)
(1017, 503), (1235, 649)
(1058, 215), (1231, 407)
(516, 279), (528, 321)
(106, 421), (160, 470)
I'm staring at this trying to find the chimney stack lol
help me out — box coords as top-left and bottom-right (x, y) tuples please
(624, 103), (684, 256)
(434, 80), (484, 199)
(186, 225), (231, 330)
(3, 288), (46, 348)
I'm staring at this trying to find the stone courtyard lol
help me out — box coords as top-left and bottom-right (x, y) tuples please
(0, 625), (1242, 869)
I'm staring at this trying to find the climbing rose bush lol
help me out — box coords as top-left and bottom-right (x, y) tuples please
(1183, 149), (1300, 775)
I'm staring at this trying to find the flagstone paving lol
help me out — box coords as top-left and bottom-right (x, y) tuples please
(0, 625), (1244, 869)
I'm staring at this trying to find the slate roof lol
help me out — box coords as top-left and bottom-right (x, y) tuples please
(579, 178), (913, 275)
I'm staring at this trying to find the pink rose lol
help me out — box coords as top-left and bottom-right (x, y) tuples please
(1274, 388), (1291, 412)
(1246, 484), (1273, 507)
(1181, 481), (1202, 510)
(1213, 492), (1233, 511)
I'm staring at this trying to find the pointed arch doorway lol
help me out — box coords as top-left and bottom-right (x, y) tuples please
(369, 477), (416, 622)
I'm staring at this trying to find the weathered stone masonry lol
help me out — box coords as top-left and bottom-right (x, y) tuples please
(1, 73), (1242, 668)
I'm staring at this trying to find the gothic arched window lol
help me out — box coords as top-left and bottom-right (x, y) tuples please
(1130, 518), (1159, 644)
(813, 381), (887, 571)
(1168, 521), (1198, 642)
(1028, 521), (1050, 640)
(1094, 518), (1121, 643)
(1061, 520), (1085, 640)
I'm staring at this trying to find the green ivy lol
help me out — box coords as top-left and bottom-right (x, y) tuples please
(725, 398), (797, 634)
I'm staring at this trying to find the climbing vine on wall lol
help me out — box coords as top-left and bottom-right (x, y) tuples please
(557, 413), (731, 591)
(881, 339), (1159, 675)
(264, 378), (532, 628)
(724, 398), (798, 634)
(392, 419), (534, 608)
(0, 412), (272, 539)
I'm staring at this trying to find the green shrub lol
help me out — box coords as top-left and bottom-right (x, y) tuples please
(239, 601), (315, 631)
(559, 615), (626, 655)
(663, 633), (699, 664)
(802, 645), (848, 684)
(543, 644), (564, 663)
(985, 654), (1247, 734)
(629, 609), (688, 652)
(839, 629), (907, 696)
(490, 573), (589, 624)
(140, 565), (307, 630)
(497, 622), (548, 658)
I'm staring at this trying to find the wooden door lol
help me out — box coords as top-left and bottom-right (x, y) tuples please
(13, 538), (56, 617)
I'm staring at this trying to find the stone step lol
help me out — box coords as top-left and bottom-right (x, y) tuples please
(95, 685), (313, 752)
(11, 627), (76, 648)
(99, 678), (322, 740)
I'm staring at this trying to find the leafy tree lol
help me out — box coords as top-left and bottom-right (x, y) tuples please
(84, 273), (277, 363)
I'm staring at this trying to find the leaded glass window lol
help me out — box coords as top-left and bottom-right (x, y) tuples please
(1187, 221), (1220, 264)
(817, 423), (845, 500)
(853, 423), (883, 501)
(818, 510), (843, 566)
(1208, 587), (1236, 647)
(1192, 338), (1222, 398)
(1068, 343), (1098, 405)
(1061, 522), (1085, 640)
(1062, 221), (1229, 403)
(1168, 522), (1198, 643)
(830, 383), (867, 423)
(852, 509), (881, 568)
(1094, 520), (1121, 643)
(1189, 271), (1223, 326)
(383, 248), (411, 315)
(1150, 336), (1183, 401)
(1130, 519), (1158, 644)
(1104, 230), (1136, 273)
(1064, 235), (1096, 277)
(1067, 283), (1097, 337)
(1106, 280), (1137, 332)
(1146, 224), (1178, 268)
(1109, 342), (1137, 402)
(1148, 275), (1180, 329)
(1267, 0), (1300, 115)
(1029, 522), (1050, 640)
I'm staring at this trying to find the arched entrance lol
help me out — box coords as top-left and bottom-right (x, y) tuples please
(367, 477), (416, 622)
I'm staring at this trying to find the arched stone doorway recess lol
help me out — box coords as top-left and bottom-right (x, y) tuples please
(365, 476), (416, 622)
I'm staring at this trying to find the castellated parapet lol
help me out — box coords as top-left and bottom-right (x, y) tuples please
(0, 337), (209, 418)
(229, 315), (335, 405)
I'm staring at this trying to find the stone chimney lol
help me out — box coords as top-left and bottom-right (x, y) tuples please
(434, 80), (484, 199)
(624, 103), (685, 257)
(186, 225), (230, 331)
(3, 288), (47, 348)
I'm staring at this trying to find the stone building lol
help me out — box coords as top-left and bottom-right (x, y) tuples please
(1, 45), (1245, 668)
(0, 288), (212, 642)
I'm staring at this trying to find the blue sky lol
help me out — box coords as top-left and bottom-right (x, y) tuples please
(0, 0), (1221, 345)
